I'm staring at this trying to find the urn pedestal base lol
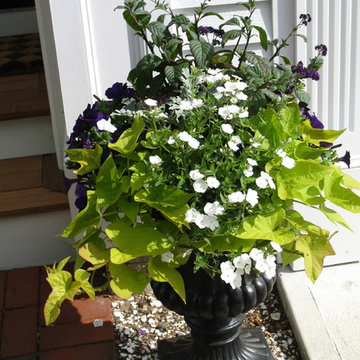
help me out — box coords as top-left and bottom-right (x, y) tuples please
(158, 324), (273, 360)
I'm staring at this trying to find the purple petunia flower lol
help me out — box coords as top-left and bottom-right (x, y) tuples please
(74, 184), (88, 211)
(105, 82), (135, 100)
(298, 101), (324, 129)
(338, 151), (351, 168)
(319, 142), (333, 148)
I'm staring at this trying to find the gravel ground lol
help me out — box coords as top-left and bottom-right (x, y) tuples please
(111, 286), (302, 360)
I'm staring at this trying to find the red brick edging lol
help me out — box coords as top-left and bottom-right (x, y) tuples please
(0, 266), (115, 359)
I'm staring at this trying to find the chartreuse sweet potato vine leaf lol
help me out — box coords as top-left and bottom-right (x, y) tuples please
(276, 160), (332, 204)
(62, 191), (101, 238)
(301, 120), (345, 146)
(110, 247), (136, 265)
(95, 153), (123, 209)
(319, 203), (353, 231)
(295, 233), (335, 283)
(44, 257), (95, 325)
(108, 262), (149, 299)
(65, 144), (102, 175)
(148, 256), (186, 303)
(105, 219), (173, 257)
(324, 173), (360, 213)
(233, 208), (295, 245)
(78, 242), (110, 270)
(285, 210), (335, 282)
(108, 113), (145, 155)
(134, 185), (193, 229)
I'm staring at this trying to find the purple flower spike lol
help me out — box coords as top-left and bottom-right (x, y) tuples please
(338, 151), (351, 168)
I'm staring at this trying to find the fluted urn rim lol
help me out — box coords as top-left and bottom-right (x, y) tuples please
(151, 257), (276, 321)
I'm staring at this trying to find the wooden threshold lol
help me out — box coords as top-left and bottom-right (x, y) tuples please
(0, 187), (69, 217)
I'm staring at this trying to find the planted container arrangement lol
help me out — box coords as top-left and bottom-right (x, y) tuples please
(45, 1), (360, 359)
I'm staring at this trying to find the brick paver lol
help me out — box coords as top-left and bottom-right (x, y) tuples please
(40, 296), (112, 326)
(40, 341), (115, 360)
(0, 265), (115, 360)
(0, 306), (38, 359)
(40, 321), (114, 351)
(5, 267), (39, 309)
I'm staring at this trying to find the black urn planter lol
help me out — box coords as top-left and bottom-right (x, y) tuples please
(151, 258), (276, 360)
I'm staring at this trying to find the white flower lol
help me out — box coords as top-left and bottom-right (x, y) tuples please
(201, 215), (219, 231)
(247, 158), (258, 166)
(194, 213), (207, 229)
(189, 169), (204, 180)
(231, 270), (243, 288)
(230, 97), (238, 104)
(249, 248), (264, 261)
(193, 179), (208, 193)
(276, 149), (287, 158)
(270, 241), (283, 253)
(216, 86), (226, 93)
(204, 201), (224, 216)
(221, 124), (234, 134)
(97, 119), (117, 133)
(192, 98), (203, 108)
(256, 176), (268, 189)
(246, 188), (259, 207)
(206, 176), (220, 188)
(264, 255), (277, 278)
(218, 105), (240, 120)
(228, 191), (245, 203)
(214, 92), (223, 100)
(236, 92), (248, 101)
(251, 141), (261, 148)
(260, 171), (276, 189)
(228, 141), (239, 151)
(188, 137), (200, 149)
(161, 252), (174, 263)
(255, 258), (267, 273)
(149, 155), (162, 165)
(185, 208), (201, 223)
(233, 254), (251, 270)
(208, 68), (222, 75)
(239, 110), (249, 118)
(231, 135), (242, 145)
(144, 98), (157, 107)
(243, 167), (254, 177)
(167, 136), (175, 145)
(179, 100), (193, 111)
(220, 261), (236, 285)
(178, 131), (192, 142)
(282, 156), (296, 169)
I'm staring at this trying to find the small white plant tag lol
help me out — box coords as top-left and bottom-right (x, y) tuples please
(93, 319), (104, 327)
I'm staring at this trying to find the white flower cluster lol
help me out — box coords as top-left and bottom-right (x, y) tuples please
(255, 171), (276, 190)
(185, 207), (220, 231)
(177, 131), (200, 149)
(227, 135), (242, 151)
(218, 105), (248, 120)
(228, 188), (259, 207)
(276, 149), (296, 169)
(244, 157), (257, 177)
(220, 248), (277, 289)
(202, 68), (231, 83)
(189, 169), (220, 193)
(179, 98), (204, 111)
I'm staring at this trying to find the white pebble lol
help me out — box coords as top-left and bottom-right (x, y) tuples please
(271, 312), (281, 321)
